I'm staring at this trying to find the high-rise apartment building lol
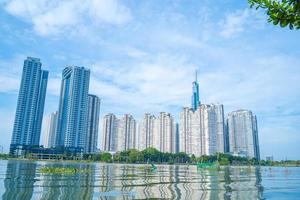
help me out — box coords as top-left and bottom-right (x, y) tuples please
(44, 111), (58, 148)
(139, 113), (156, 150)
(102, 114), (137, 152)
(85, 94), (101, 153)
(10, 57), (48, 155)
(227, 110), (260, 159)
(174, 123), (180, 153)
(102, 113), (118, 152)
(55, 66), (90, 151)
(153, 112), (175, 153)
(116, 114), (137, 151)
(179, 107), (195, 155)
(179, 104), (225, 156)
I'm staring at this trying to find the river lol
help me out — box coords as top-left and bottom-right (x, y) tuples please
(0, 160), (299, 199)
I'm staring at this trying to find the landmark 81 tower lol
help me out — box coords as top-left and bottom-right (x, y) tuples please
(191, 71), (200, 111)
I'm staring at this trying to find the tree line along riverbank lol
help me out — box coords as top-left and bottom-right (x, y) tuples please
(1, 148), (299, 167)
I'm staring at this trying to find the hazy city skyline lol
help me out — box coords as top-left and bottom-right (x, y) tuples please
(0, 0), (299, 160)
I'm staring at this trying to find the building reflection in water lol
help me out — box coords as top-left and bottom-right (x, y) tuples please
(38, 163), (95, 200)
(2, 161), (265, 199)
(2, 161), (96, 200)
(2, 160), (37, 200)
(125, 165), (264, 199)
(221, 166), (265, 200)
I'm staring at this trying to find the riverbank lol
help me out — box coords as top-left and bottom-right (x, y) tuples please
(1, 157), (299, 167)
(1, 149), (299, 167)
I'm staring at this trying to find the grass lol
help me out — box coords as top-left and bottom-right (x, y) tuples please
(39, 167), (90, 174)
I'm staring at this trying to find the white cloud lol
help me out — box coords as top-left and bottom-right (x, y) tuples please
(88, 54), (196, 115)
(219, 9), (264, 38)
(0, 55), (24, 92)
(47, 77), (60, 96)
(0, 75), (19, 92)
(3, 0), (132, 36)
(88, 0), (131, 25)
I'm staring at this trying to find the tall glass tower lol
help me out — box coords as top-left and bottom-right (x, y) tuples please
(10, 57), (48, 155)
(55, 66), (90, 151)
(191, 71), (200, 111)
(85, 94), (101, 153)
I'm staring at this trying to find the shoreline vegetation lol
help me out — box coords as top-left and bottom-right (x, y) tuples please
(1, 148), (299, 167)
(39, 167), (91, 174)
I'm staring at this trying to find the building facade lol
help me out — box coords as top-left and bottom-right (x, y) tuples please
(102, 113), (118, 152)
(153, 112), (175, 153)
(44, 111), (58, 148)
(55, 66), (90, 151)
(116, 114), (137, 151)
(85, 94), (101, 153)
(174, 123), (180, 153)
(227, 110), (260, 159)
(139, 113), (156, 150)
(179, 104), (225, 156)
(10, 57), (48, 155)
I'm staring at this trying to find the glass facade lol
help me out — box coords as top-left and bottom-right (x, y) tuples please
(55, 66), (90, 151)
(10, 57), (48, 155)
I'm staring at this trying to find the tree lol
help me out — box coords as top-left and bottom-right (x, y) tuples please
(128, 149), (142, 163)
(142, 147), (161, 162)
(248, 0), (300, 29)
(100, 152), (112, 162)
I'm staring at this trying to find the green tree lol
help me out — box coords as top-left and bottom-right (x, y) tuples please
(128, 149), (142, 163)
(142, 147), (161, 163)
(101, 152), (112, 162)
(249, 0), (300, 29)
(219, 157), (230, 165)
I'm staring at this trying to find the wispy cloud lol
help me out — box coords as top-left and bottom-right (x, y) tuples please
(219, 9), (265, 38)
(3, 0), (132, 36)
(88, 54), (196, 115)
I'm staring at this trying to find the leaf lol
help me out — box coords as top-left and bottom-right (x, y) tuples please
(273, 18), (280, 25)
(280, 19), (289, 27)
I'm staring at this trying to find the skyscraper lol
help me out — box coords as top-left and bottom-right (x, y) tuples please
(139, 113), (156, 150)
(153, 112), (175, 153)
(85, 94), (101, 153)
(55, 66), (90, 151)
(179, 104), (225, 156)
(191, 71), (200, 111)
(102, 113), (118, 152)
(44, 111), (58, 148)
(116, 114), (137, 151)
(179, 107), (192, 154)
(214, 104), (226, 153)
(227, 110), (260, 159)
(174, 123), (180, 153)
(10, 57), (48, 155)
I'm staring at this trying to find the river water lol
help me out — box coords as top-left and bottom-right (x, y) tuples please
(0, 160), (299, 199)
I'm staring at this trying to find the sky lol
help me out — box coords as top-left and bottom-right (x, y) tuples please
(0, 0), (299, 160)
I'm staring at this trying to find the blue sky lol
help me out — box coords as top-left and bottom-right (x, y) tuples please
(0, 0), (299, 160)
